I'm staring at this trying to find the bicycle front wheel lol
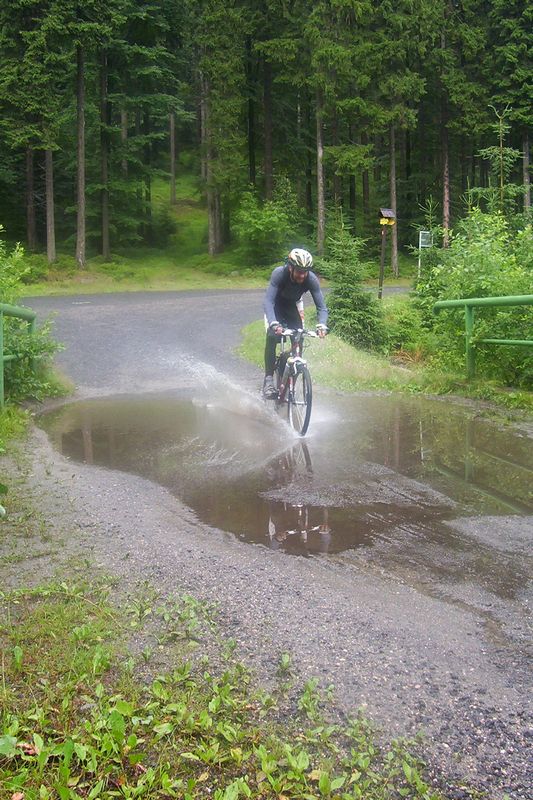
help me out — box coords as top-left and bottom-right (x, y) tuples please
(287, 366), (312, 436)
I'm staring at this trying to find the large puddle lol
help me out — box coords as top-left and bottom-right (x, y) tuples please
(39, 391), (532, 587)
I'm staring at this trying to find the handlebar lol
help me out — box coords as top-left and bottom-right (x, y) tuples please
(279, 327), (328, 338)
(280, 327), (317, 338)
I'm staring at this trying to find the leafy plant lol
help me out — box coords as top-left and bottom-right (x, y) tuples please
(2, 318), (61, 403)
(414, 209), (533, 387)
(0, 232), (28, 303)
(233, 177), (302, 265)
(0, 228), (61, 403)
(383, 296), (427, 359)
(0, 580), (448, 800)
(322, 227), (387, 350)
(470, 106), (524, 215)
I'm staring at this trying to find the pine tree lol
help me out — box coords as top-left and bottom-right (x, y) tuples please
(194, 0), (247, 254)
(489, 0), (532, 212)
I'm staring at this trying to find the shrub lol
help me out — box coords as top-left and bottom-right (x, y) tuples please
(233, 178), (302, 265)
(322, 227), (386, 350)
(3, 319), (60, 402)
(0, 231), (28, 302)
(0, 228), (60, 403)
(22, 253), (77, 284)
(151, 204), (177, 246)
(383, 296), (427, 357)
(414, 209), (533, 387)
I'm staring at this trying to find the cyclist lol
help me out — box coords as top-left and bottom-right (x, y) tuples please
(263, 247), (328, 397)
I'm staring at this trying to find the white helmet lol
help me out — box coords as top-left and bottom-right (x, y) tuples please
(288, 248), (313, 271)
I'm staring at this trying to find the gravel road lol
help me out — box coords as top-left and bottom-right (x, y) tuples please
(5, 290), (532, 800)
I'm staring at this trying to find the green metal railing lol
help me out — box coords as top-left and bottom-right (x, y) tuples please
(433, 294), (533, 379)
(0, 302), (36, 407)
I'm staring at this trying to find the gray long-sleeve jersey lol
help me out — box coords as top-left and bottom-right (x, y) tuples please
(263, 264), (328, 326)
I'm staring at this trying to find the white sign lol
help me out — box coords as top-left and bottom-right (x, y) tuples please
(419, 230), (433, 249)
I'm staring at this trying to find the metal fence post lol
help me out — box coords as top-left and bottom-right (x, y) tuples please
(0, 303), (37, 408)
(465, 304), (475, 379)
(434, 295), (533, 380)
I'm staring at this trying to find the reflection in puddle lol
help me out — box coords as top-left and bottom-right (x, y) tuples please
(39, 393), (532, 601)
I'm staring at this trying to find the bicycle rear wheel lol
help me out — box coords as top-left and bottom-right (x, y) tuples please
(287, 366), (312, 436)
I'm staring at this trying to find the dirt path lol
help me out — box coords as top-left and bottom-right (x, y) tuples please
(2, 290), (532, 800)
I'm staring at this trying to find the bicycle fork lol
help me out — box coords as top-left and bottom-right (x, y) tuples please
(278, 356), (306, 402)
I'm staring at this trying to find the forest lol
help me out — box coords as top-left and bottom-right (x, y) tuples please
(0, 0), (531, 402)
(0, 0), (531, 270)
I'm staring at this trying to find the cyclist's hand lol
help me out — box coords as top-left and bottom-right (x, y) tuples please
(270, 321), (283, 336)
(316, 324), (328, 339)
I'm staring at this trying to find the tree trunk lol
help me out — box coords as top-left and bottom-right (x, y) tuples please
(26, 146), (37, 251)
(45, 149), (56, 264)
(207, 183), (217, 255)
(373, 136), (381, 184)
(202, 73), (222, 255)
(170, 112), (177, 204)
(120, 109), (128, 177)
(347, 123), (356, 231)
(523, 131), (531, 212)
(349, 175), (356, 231)
(331, 111), (342, 206)
(316, 87), (325, 256)
(144, 112), (152, 241)
(100, 49), (110, 261)
(246, 37), (256, 187)
(390, 125), (398, 277)
(460, 136), (468, 196)
(134, 110), (143, 235)
(75, 45), (86, 269)
(263, 59), (273, 200)
(199, 74), (207, 183)
(442, 118), (450, 247)
(404, 129), (413, 212)
(361, 132), (370, 223)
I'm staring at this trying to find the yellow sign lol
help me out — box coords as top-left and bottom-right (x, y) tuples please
(380, 217), (396, 226)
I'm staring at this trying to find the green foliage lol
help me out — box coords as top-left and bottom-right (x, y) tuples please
(3, 319), (62, 403)
(383, 296), (427, 357)
(0, 407), (27, 456)
(469, 107), (524, 215)
(234, 179), (302, 265)
(0, 231), (28, 302)
(0, 580), (446, 800)
(0, 231), (61, 403)
(150, 204), (178, 247)
(22, 253), (77, 284)
(322, 227), (387, 350)
(414, 209), (533, 387)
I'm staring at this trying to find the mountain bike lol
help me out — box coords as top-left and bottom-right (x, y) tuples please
(270, 328), (317, 436)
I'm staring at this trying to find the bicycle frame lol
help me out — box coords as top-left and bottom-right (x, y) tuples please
(275, 329), (310, 403)
(271, 328), (317, 436)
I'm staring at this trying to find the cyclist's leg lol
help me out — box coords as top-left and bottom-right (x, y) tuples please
(263, 318), (280, 397)
(264, 330), (278, 377)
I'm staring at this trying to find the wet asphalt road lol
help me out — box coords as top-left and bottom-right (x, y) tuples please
(25, 291), (533, 800)
(28, 290), (263, 394)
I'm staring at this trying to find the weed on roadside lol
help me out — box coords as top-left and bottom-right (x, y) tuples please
(0, 581), (448, 800)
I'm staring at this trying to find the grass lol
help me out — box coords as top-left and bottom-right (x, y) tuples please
(11, 168), (532, 411)
(238, 315), (533, 414)
(0, 406), (28, 454)
(18, 171), (410, 297)
(21, 250), (269, 297)
(0, 459), (449, 799)
(20, 174), (271, 297)
(239, 318), (418, 393)
(0, 578), (447, 800)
